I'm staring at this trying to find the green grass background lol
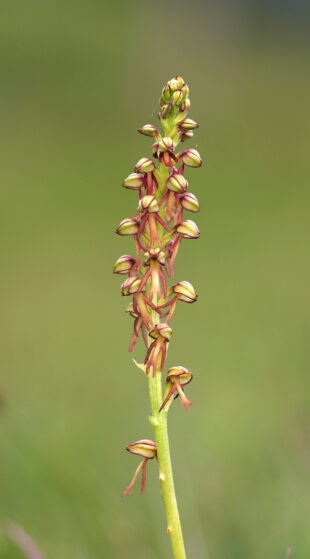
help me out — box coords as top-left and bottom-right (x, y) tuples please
(1, 1), (309, 558)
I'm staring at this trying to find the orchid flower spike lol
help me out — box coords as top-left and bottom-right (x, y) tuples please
(114, 75), (203, 558)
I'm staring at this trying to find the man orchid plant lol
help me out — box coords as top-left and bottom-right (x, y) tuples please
(114, 75), (202, 559)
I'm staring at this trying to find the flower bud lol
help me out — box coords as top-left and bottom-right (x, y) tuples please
(138, 195), (159, 214)
(152, 142), (159, 157)
(175, 75), (185, 88)
(168, 78), (180, 92)
(162, 84), (171, 103)
(179, 118), (199, 131)
(158, 137), (175, 153)
(149, 323), (172, 342)
(126, 302), (139, 318)
(179, 148), (202, 168)
(126, 439), (157, 459)
(116, 217), (140, 236)
(121, 275), (142, 296)
(180, 98), (191, 113)
(181, 130), (194, 142)
(167, 366), (193, 386)
(173, 281), (197, 303)
(181, 83), (189, 99)
(160, 103), (172, 120)
(134, 157), (155, 173)
(166, 173), (188, 193)
(113, 254), (136, 274)
(123, 172), (144, 190)
(180, 192), (200, 213)
(138, 124), (159, 138)
(176, 219), (200, 239)
(172, 89), (183, 107)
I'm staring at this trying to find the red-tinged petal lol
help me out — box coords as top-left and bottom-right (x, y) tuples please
(121, 461), (144, 498)
(159, 384), (177, 412)
(176, 383), (193, 410)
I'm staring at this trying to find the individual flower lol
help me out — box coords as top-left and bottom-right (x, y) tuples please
(159, 367), (193, 412)
(113, 254), (136, 275)
(126, 302), (148, 351)
(144, 323), (172, 377)
(177, 148), (202, 168)
(157, 137), (177, 168)
(180, 193), (200, 213)
(138, 248), (167, 299)
(134, 157), (159, 196)
(122, 172), (144, 191)
(138, 124), (160, 138)
(163, 171), (188, 222)
(122, 440), (157, 497)
(178, 118), (199, 131)
(158, 281), (197, 322)
(168, 220), (200, 273)
(137, 195), (170, 247)
(116, 217), (140, 236)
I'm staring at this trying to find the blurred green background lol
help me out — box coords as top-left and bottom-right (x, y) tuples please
(1, 1), (309, 558)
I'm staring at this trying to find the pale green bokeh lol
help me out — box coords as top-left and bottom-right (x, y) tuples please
(1, 1), (310, 558)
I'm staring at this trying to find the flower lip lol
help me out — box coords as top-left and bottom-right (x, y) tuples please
(126, 439), (157, 459)
(149, 323), (172, 341)
(167, 366), (193, 386)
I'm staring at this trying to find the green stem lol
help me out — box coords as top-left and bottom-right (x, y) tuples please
(148, 372), (187, 559)
(146, 157), (187, 559)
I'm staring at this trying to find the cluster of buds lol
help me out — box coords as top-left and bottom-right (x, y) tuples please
(114, 75), (201, 498)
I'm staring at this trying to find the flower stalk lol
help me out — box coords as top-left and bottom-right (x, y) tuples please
(114, 75), (202, 559)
